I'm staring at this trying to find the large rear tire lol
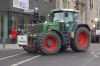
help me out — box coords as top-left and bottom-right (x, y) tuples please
(23, 38), (38, 53)
(38, 32), (61, 55)
(70, 27), (91, 52)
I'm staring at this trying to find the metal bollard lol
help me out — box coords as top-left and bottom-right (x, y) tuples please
(2, 38), (6, 49)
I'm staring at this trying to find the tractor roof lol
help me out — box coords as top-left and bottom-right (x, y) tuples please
(52, 9), (79, 12)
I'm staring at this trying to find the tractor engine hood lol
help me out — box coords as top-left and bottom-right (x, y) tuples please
(29, 22), (60, 34)
(43, 21), (60, 31)
(29, 23), (43, 34)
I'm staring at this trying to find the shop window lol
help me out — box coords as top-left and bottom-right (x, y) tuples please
(8, 12), (18, 38)
(8, 13), (13, 38)
(0, 14), (4, 39)
(18, 14), (25, 30)
(18, 14), (30, 33)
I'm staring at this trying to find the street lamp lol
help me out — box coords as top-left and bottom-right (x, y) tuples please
(35, 7), (38, 11)
(93, 24), (96, 28)
(93, 18), (99, 29)
(95, 18), (99, 22)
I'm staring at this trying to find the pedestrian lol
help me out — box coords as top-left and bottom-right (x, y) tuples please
(11, 28), (17, 44)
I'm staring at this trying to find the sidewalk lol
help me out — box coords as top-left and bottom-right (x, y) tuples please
(0, 44), (22, 50)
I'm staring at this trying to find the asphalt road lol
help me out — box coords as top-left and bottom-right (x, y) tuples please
(0, 43), (100, 66)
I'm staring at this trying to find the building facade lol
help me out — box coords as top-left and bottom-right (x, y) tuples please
(56, 0), (76, 9)
(55, 0), (99, 29)
(92, 0), (100, 22)
(0, 0), (56, 43)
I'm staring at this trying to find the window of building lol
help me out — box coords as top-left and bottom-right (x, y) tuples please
(19, 14), (24, 30)
(44, 0), (49, 2)
(49, 0), (52, 3)
(8, 12), (18, 38)
(44, 0), (52, 3)
(97, 21), (100, 29)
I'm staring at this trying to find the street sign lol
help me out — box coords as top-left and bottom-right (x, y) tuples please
(17, 35), (28, 45)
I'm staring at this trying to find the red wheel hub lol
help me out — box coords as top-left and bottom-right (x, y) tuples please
(77, 32), (88, 47)
(44, 36), (57, 51)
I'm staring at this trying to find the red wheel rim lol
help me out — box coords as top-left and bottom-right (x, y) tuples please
(44, 36), (57, 51)
(77, 32), (88, 47)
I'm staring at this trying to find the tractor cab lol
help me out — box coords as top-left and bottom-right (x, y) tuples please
(45, 9), (80, 31)
(49, 9), (79, 23)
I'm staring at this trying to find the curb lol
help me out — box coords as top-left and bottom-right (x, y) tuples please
(0, 44), (23, 50)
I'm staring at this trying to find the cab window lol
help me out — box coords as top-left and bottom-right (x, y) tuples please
(64, 12), (74, 23)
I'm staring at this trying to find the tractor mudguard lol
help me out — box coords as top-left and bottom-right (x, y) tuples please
(73, 23), (91, 32)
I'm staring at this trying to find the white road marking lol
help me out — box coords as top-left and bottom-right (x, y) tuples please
(93, 55), (99, 58)
(10, 55), (41, 66)
(91, 50), (100, 58)
(91, 50), (96, 55)
(96, 53), (100, 56)
(0, 52), (26, 61)
(91, 51), (94, 55)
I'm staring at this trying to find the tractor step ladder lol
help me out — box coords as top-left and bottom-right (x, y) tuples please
(63, 32), (70, 44)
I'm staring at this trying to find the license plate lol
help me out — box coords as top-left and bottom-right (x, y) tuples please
(17, 35), (28, 45)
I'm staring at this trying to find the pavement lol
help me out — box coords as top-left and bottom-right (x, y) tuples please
(0, 44), (22, 50)
(0, 43), (100, 66)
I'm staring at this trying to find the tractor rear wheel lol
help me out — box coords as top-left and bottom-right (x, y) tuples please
(39, 32), (61, 55)
(23, 39), (38, 53)
(70, 27), (90, 52)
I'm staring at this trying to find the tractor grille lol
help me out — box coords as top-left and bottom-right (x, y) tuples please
(30, 23), (43, 33)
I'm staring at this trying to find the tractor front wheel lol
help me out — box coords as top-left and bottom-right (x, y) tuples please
(70, 27), (90, 52)
(39, 32), (61, 55)
(23, 39), (38, 53)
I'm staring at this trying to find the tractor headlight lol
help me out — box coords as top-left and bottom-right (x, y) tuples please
(61, 20), (64, 23)
(30, 34), (33, 37)
(33, 34), (36, 37)
(45, 21), (48, 23)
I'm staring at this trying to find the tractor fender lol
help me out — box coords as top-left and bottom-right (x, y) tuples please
(51, 29), (64, 45)
(70, 23), (91, 38)
(75, 24), (91, 31)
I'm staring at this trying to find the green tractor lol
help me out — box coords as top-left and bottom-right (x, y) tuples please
(18, 9), (91, 55)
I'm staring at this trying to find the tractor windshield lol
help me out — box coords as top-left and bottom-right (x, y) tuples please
(53, 12), (64, 22)
(50, 11), (79, 23)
